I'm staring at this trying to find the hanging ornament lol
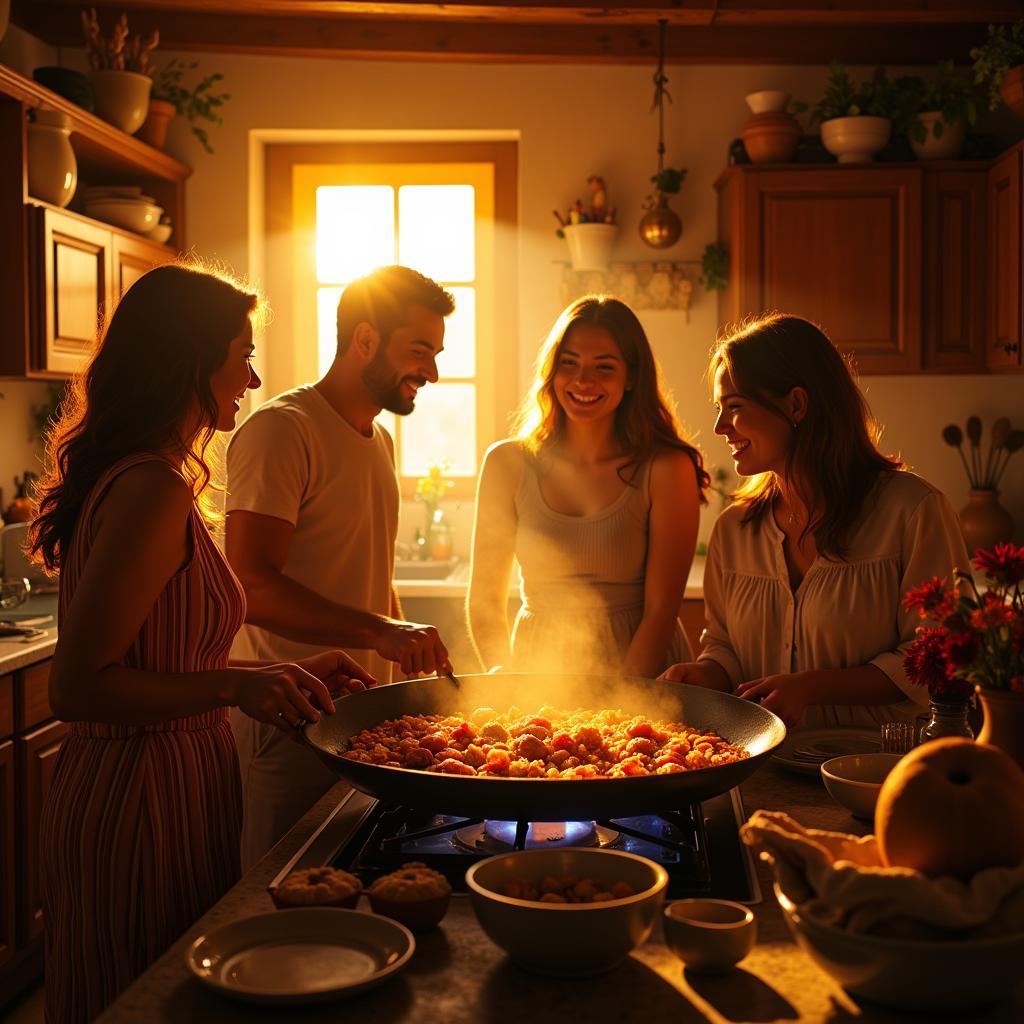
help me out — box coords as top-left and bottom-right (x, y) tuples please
(639, 20), (685, 250)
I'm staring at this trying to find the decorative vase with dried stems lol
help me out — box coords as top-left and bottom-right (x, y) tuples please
(942, 416), (1022, 555)
(903, 544), (1024, 769)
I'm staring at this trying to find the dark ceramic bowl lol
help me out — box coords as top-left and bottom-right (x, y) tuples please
(32, 67), (95, 112)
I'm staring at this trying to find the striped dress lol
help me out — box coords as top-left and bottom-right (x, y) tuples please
(40, 454), (246, 1023)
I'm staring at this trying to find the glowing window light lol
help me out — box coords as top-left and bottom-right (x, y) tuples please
(400, 383), (476, 477)
(316, 186), (394, 284)
(441, 287), (476, 378)
(398, 185), (475, 283)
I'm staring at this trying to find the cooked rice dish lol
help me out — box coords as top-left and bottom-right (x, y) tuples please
(343, 705), (748, 778)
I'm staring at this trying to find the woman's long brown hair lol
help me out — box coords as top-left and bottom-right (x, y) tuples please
(29, 262), (265, 573)
(512, 295), (710, 498)
(710, 313), (903, 558)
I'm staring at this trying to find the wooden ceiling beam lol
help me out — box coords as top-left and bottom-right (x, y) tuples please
(10, 1), (999, 64)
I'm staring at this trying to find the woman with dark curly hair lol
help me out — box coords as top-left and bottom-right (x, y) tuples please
(467, 295), (709, 678)
(29, 262), (373, 1022)
(660, 313), (968, 728)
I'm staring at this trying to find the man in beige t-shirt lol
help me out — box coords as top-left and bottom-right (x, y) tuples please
(226, 265), (455, 869)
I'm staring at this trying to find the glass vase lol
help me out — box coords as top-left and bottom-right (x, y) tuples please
(918, 698), (974, 746)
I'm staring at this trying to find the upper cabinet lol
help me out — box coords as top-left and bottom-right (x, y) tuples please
(0, 64), (189, 380)
(717, 166), (922, 373)
(715, 153), (1022, 376)
(986, 147), (1022, 372)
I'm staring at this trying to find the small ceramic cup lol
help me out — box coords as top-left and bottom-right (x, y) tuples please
(663, 899), (756, 973)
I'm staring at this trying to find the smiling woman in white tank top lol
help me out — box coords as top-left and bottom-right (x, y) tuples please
(467, 296), (709, 679)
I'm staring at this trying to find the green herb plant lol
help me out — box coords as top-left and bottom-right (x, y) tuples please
(810, 62), (918, 135)
(650, 167), (687, 195)
(699, 242), (728, 292)
(150, 58), (230, 154)
(908, 61), (978, 143)
(970, 20), (1024, 112)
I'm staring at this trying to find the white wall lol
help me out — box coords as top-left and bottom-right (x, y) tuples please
(6, 31), (1022, 548)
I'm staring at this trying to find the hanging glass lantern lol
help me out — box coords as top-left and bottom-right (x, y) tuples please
(639, 20), (684, 250)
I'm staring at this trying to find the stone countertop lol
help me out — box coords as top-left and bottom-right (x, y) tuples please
(0, 593), (57, 675)
(99, 760), (1024, 1023)
(395, 555), (706, 601)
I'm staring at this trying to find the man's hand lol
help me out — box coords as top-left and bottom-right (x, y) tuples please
(736, 672), (813, 726)
(658, 661), (728, 690)
(374, 620), (450, 677)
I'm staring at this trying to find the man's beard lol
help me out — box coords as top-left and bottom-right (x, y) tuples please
(362, 348), (423, 416)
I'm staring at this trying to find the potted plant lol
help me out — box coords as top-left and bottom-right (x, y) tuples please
(638, 166), (686, 249)
(139, 58), (231, 153)
(903, 543), (1024, 767)
(970, 20), (1024, 120)
(699, 242), (728, 292)
(414, 462), (455, 561)
(554, 175), (618, 271)
(941, 416), (1022, 554)
(908, 61), (978, 161)
(810, 62), (913, 164)
(81, 8), (159, 135)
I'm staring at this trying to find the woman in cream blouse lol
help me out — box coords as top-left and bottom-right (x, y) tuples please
(660, 314), (969, 729)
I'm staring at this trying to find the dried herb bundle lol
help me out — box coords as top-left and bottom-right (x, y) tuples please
(81, 8), (159, 74)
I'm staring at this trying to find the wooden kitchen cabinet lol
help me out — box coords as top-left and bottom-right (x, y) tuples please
(0, 741), (15, 972)
(36, 206), (112, 376)
(31, 206), (176, 377)
(716, 165), (923, 374)
(18, 717), (69, 944)
(986, 147), (1023, 371)
(0, 63), (189, 379)
(0, 655), (65, 1008)
(923, 170), (987, 372)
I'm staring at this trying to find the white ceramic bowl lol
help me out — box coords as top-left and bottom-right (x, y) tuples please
(820, 115), (891, 163)
(746, 89), (790, 114)
(84, 198), (162, 234)
(775, 883), (1024, 1011)
(820, 752), (902, 821)
(663, 899), (756, 973)
(466, 848), (667, 976)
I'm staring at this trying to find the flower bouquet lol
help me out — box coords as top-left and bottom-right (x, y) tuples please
(903, 544), (1024, 762)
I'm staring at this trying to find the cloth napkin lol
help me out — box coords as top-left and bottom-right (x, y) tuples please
(741, 810), (1024, 939)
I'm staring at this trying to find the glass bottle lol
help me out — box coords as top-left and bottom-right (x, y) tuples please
(918, 698), (975, 745)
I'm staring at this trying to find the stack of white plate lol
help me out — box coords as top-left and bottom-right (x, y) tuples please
(82, 185), (163, 234)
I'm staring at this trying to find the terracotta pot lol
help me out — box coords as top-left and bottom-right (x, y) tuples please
(741, 111), (800, 163)
(820, 115), (891, 164)
(909, 112), (967, 161)
(136, 98), (176, 149)
(976, 687), (1024, 771)
(999, 65), (1024, 120)
(958, 488), (1014, 555)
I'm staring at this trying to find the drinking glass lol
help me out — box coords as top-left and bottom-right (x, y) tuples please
(0, 577), (31, 611)
(880, 720), (914, 754)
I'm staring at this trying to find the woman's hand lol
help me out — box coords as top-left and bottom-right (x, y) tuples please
(736, 672), (813, 726)
(233, 663), (337, 741)
(293, 650), (378, 698)
(658, 661), (730, 691)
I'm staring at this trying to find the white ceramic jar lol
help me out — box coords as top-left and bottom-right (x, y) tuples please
(27, 110), (77, 208)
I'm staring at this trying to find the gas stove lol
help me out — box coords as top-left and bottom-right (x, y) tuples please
(271, 787), (761, 904)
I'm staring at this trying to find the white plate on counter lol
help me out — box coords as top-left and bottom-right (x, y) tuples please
(186, 908), (414, 1004)
(772, 727), (881, 776)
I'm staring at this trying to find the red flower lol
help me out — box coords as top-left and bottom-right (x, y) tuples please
(972, 543), (1024, 586)
(969, 593), (1017, 631)
(903, 577), (952, 617)
(1011, 676), (1024, 695)
(905, 628), (952, 691)
(941, 630), (979, 671)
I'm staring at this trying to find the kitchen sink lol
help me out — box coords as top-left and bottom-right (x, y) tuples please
(393, 557), (460, 580)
